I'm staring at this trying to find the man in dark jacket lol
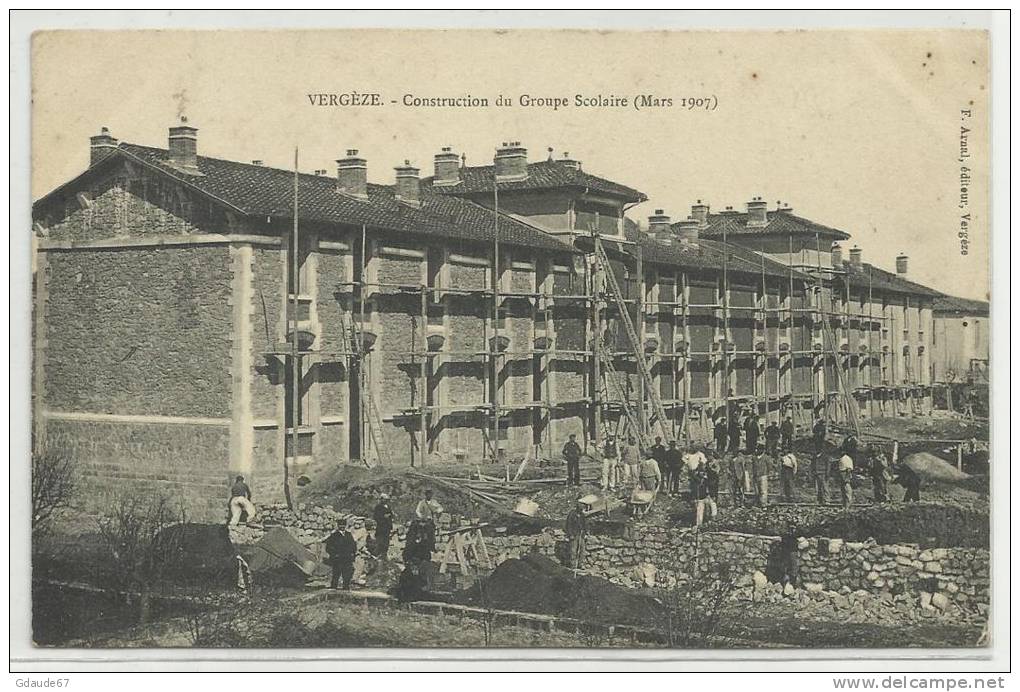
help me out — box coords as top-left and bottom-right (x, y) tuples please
(727, 454), (747, 507)
(810, 453), (830, 505)
(650, 436), (667, 478)
(764, 421), (781, 457)
(325, 521), (357, 590)
(812, 417), (828, 452)
(228, 475), (256, 526)
(372, 494), (395, 560)
(714, 418), (729, 454)
(894, 463), (922, 502)
(780, 415), (795, 453)
(744, 416), (761, 455)
(728, 415), (742, 454)
(562, 434), (583, 486)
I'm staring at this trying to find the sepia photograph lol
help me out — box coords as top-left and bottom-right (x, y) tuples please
(13, 14), (1006, 671)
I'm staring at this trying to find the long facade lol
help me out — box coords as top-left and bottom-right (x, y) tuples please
(31, 121), (949, 519)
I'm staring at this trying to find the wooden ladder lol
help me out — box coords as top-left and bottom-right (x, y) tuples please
(593, 241), (673, 443)
(339, 313), (388, 467)
(819, 312), (861, 437)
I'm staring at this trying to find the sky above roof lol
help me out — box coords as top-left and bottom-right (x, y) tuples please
(31, 29), (989, 300)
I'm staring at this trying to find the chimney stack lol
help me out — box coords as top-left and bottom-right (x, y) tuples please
(849, 245), (863, 270)
(557, 151), (581, 170)
(747, 196), (768, 226)
(337, 149), (368, 198)
(90, 127), (119, 166)
(394, 160), (421, 205)
(168, 116), (198, 169)
(647, 209), (671, 235)
(494, 141), (528, 181)
(831, 242), (843, 268)
(433, 146), (461, 186)
(691, 200), (710, 226)
(896, 253), (909, 275)
(675, 217), (701, 242)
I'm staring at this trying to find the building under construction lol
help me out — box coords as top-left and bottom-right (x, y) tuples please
(32, 120), (953, 519)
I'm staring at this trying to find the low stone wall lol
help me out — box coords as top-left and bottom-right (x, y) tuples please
(243, 504), (989, 609)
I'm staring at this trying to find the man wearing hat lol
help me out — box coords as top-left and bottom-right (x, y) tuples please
(564, 496), (588, 569)
(325, 520), (357, 590)
(601, 434), (619, 491)
(372, 493), (395, 560)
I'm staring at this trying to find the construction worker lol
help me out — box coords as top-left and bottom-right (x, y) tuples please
(601, 435), (619, 491)
(665, 440), (683, 495)
(325, 520), (357, 590)
(621, 436), (641, 486)
(894, 463), (922, 502)
(564, 498), (588, 568)
(744, 415), (761, 455)
(727, 414), (742, 454)
(752, 453), (771, 507)
(764, 420), (781, 457)
(869, 449), (891, 502)
(842, 433), (859, 463)
(714, 417), (728, 454)
(812, 416), (828, 452)
(650, 436), (667, 481)
(637, 452), (662, 493)
(780, 414), (795, 453)
(228, 475), (257, 526)
(691, 461), (715, 527)
(562, 434), (583, 487)
(838, 452), (855, 509)
(415, 488), (444, 523)
(727, 454), (747, 507)
(780, 452), (798, 501)
(705, 457), (720, 518)
(810, 453), (830, 505)
(372, 493), (394, 560)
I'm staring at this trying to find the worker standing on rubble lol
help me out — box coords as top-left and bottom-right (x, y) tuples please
(838, 452), (855, 509)
(372, 494), (394, 560)
(764, 420), (781, 457)
(601, 434), (619, 491)
(705, 457), (720, 519)
(714, 417), (729, 454)
(621, 436), (641, 487)
(325, 520), (357, 590)
(780, 414), (795, 454)
(565, 498), (588, 569)
(780, 452), (798, 501)
(870, 449), (891, 502)
(228, 475), (257, 526)
(812, 416), (828, 452)
(727, 414), (742, 454)
(665, 440), (683, 495)
(415, 489), (444, 523)
(727, 454), (746, 507)
(562, 433), (583, 487)
(810, 453), (830, 505)
(650, 436), (667, 483)
(691, 461), (712, 527)
(744, 415), (761, 455)
(637, 452), (662, 493)
(752, 453), (771, 507)
(893, 462), (922, 502)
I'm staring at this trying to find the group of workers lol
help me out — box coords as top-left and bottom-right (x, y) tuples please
(560, 411), (924, 523)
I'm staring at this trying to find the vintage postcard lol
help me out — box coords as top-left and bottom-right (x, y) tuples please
(17, 16), (1002, 669)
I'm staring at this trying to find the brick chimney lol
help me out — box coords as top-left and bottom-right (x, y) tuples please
(168, 116), (198, 169)
(747, 196), (768, 226)
(433, 146), (461, 186)
(849, 245), (863, 270)
(337, 149), (368, 198)
(831, 242), (843, 268)
(89, 127), (119, 166)
(691, 200), (710, 226)
(647, 209), (671, 235)
(395, 160), (420, 205)
(557, 151), (581, 170)
(675, 217), (701, 242)
(494, 141), (528, 181)
(896, 253), (909, 275)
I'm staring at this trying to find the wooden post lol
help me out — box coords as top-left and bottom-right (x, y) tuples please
(957, 443), (963, 472)
(636, 245), (646, 438)
(591, 233), (602, 448)
(419, 285), (428, 467)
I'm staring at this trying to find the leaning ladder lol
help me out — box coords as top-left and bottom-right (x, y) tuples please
(819, 312), (861, 438)
(593, 240), (673, 443)
(595, 340), (644, 442)
(339, 313), (388, 467)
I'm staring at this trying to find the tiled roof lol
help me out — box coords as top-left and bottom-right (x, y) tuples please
(621, 219), (811, 281)
(34, 144), (573, 253)
(423, 160), (647, 203)
(686, 210), (852, 241)
(932, 293), (989, 315)
(841, 261), (942, 298)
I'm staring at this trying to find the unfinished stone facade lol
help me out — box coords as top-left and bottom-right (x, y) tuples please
(32, 122), (953, 519)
